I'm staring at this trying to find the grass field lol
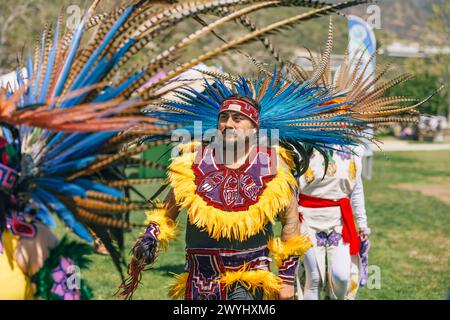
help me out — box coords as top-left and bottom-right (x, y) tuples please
(59, 150), (450, 300)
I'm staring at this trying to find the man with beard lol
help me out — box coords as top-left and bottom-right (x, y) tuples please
(118, 81), (316, 300)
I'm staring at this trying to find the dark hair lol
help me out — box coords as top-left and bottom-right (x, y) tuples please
(278, 141), (311, 178)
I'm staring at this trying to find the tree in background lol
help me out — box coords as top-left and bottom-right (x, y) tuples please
(0, 1), (43, 73)
(388, 72), (447, 116)
(0, 0), (115, 74)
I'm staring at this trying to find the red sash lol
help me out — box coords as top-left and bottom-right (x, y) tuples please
(299, 194), (360, 255)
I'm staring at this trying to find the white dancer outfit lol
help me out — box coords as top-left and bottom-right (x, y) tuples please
(296, 146), (369, 300)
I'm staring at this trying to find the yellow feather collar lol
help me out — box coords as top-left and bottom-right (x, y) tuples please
(168, 142), (297, 242)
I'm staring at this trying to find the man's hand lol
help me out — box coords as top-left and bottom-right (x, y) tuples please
(279, 283), (295, 300)
(132, 234), (158, 265)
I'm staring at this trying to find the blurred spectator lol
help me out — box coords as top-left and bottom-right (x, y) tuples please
(400, 126), (413, 138)
(414, 115), (446, 142)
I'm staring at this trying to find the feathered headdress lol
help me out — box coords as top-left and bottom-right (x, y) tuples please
(144, 17), (442, 177)
(147, 69), (366, 148)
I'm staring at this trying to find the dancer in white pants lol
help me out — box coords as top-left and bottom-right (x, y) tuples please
(297, 145), (370, 300)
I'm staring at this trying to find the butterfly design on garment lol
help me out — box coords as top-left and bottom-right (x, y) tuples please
(315, 230), (343, 247)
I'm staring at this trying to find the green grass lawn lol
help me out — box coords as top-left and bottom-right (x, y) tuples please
(62, 150), (450, 300)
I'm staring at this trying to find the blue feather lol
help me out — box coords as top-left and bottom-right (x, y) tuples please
(74, 179), (124, 199)
(33, 189), (93, 242)
(25, 52), (34, 105)
(35, 178), (87, 197)
(93, 70), (143, 103)
(43, 132), (89, 161)
(39, 18), (60, 102)
(69, 6), (134, 92)
(41, 155), (95, 175)
(27, 194), (56, 227)
(32, 30), (47, 102)
(45, 132), (114, 166)
(52, 15), (88, 99)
